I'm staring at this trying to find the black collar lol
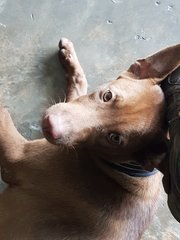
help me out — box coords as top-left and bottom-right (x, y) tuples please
(104, 160), (158, 177)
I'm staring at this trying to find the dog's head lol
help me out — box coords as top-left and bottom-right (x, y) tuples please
(43, 44), (180, 169)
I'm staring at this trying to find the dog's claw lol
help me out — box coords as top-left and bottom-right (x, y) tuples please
(59, 38), (73, 49)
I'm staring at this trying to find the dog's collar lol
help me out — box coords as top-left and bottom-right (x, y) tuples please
(104, 160), (158, 177)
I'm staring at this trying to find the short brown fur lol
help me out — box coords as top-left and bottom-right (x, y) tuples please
(0, 39), (179, 240)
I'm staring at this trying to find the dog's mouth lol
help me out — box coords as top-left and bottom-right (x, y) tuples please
(42, 126), (72, 146)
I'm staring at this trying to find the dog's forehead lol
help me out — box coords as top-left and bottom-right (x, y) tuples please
(112, 76), (151, 90)
(108, 77), (165, 134)
(109, 77), (153, 102)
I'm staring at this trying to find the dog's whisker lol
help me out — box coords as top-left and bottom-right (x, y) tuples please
(69, 143), (78, 159)
(58, 96), (62, 103)
(49, 97), (57, 106)
(61, 90), (67, 103)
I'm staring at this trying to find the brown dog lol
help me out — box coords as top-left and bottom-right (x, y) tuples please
(0, 39), (179, 240)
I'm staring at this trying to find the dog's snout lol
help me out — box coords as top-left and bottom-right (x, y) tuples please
(42, 115), (63, 140)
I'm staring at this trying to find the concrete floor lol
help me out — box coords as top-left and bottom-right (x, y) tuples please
(0, 0), (179, 238)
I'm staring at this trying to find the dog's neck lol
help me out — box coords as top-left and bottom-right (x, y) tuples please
(25, 139), (160, 198)
(76, 143), (158, 178)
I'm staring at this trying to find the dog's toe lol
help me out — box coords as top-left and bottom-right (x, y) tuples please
(59, 38), (74, 51)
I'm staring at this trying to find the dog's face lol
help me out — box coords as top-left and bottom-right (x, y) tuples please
(43, 77), (163, 144)
(43, 44), (180, 166)
(43, 76), (165, 166)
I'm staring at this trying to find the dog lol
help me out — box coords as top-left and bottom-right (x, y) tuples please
(0, 39), (179, 240)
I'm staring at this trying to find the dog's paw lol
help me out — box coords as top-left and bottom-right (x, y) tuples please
(58, 38), (79, 73)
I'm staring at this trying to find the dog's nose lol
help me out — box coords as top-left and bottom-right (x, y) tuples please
(42, 115), (62, 140)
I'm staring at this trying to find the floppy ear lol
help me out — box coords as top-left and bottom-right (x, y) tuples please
(136, 139), (168, 172)
(124, 44), (180, 84)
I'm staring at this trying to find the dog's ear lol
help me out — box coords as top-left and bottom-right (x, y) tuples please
(136, 139), (169, 172)
(124, 44), (180, 83)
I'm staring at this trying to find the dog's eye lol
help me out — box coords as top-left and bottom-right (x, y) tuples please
(103, 90), (113, 102)
(108, 133), (122, 145)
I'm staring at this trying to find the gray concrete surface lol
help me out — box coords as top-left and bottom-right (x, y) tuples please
(0, 0), (179, 238)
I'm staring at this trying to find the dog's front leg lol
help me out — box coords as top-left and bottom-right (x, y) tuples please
(0, 107), (26, 166)
(58, 38), (87, 102)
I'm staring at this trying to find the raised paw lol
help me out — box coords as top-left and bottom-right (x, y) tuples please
(58, 38), (82, 74)
(58, 38), (87, 101)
